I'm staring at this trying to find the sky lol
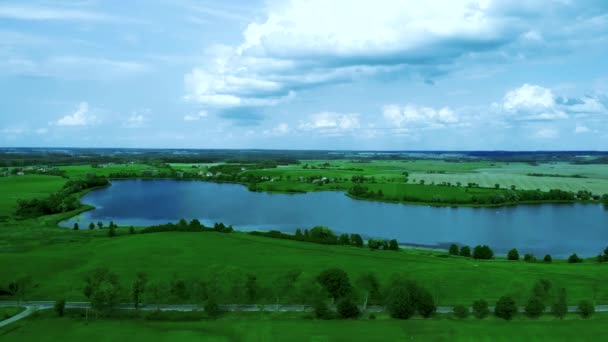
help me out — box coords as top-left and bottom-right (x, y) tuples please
(1, 0), (608, 150)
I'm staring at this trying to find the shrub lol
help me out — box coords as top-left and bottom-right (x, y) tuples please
(54, 299), (66, 317)
(459, 246), (471, 257)
(204, 298), (222, 319)
(507, 248), (519, 260)
(532, 279), (552, 302)
(415, 287), (436, 318)
(472, 245), (494, 260)
(543, 254), (552, 263)
(385, 282), (416, 320)
(336, 297), (360, 319)
(494, 296), (517, 320)
(449, 244), (459, 256)
(524, 253), (537, 262)
(368, 313), (376, 320)
(568, 253), (583, 263)
(453, 304), (469, 319)
(472, 299), (489, 319)
(578, 300), (595, 318)
(524, 296), (545, 318)
(313, 299), (333, 320)
(551, 288), (568, 319)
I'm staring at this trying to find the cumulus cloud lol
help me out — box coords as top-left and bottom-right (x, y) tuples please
(124, 113), (145, 128)
(184, 111), (208, 121)
(383, 104), (459, 129)
(264, 122), (290, 135)
(574, 125), (590, 134)
(500, 84), (567, 120)
(299, 112), (361, 134)
(533, 127), (559, 139)
(56, 102), (96, 126)
(184, 0), (608, 115)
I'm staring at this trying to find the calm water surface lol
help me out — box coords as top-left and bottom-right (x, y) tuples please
(62, 180), (608, 257)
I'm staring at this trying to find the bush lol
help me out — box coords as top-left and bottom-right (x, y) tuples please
(568, 253), (583, 263)
(578, 300), (595, 318)
(459, 246), (471, 257)
(472, 245), (494, 260)
(385, 282), (416, 320)
(543, 254), (552, 263)
(415, 287), (436, 318)
(472, 299), (489, 319)
(524, 296), (545, 318)
(532, 279), (552, 302)
(449, 244), (459, 256)
(507, 248), (519, 261)
(494, 296), (517, 320)
(204, 298), (222, 319)
(313, 299), (333, 320)
(524, 253), (537, 262)
(54, 299), (66, 317)
(551, 288), (568, 319)
(336, 297), (360, 319)
(453, 304), (469, 319)
(368, 313), (376, 320)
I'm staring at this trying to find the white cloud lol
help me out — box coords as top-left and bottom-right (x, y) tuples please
(383, 104), (459, 128)
(0, 4), (112, 21)
(184, 1), (608, 109)
(501, 84), (567, 120)
(56, 102), (96, 126)
(124, 113), (145, 128)
(184, 111), (208, 121)
(574, 125), (590, 134)
(264, 123), (290, 135)
(35, 127), (48, 135)
(299, 112), (361, 131)
(533, 127), (559, 139)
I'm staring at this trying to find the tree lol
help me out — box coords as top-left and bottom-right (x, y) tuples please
(204, 295), (222, 319)
(170, 278), (188, 302)
(525, 296), (545, 318)
(551, 288), (567, 319)
(524, 253), (537, 262)
(472, 245), (494, 259)
(385, 281), (416, 319)
(132, 272), (148, 309)
(10, 276), (32, 303)
(453, 304), (469, 318)
(507, 248), (519, 261)
(338, 233), (350, 245)
(543, 254), (552, 263)
(449, 244), (459, 256)
(568, 253), (583, 263)
(294, 228), (303, 240)
(89, 222), (95, 230)
(459, 246), (471, 257)
(578, 300), (595, 318)
(494, 296), (517, 320)
(415, 286), (436, 318)
(108, 224), (116, 237)
(73, 222), (79, 230)
(97, 221), (103, 229)
(313, 298), (333, 319)
(350, 234), (363, 247)
(246, 273), (259, 303)
(388, 239), (400, 251)
(356, 272), (381, 310)
(532, 279), (552, 303)
(129, 226), (135, 234)
(54, 299), (66, 317)
(83, 266), (120, 314)
(336, 297), (360, 318)
(472, 299), (490, 319)
(317, 268), (352, 301)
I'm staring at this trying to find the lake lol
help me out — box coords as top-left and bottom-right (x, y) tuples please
(61, 179), (608, 257)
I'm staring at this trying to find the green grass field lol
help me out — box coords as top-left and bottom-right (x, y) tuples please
(0, 306), (24, 320)
(0, 175), (66, 216)
(2, 310), (607, 341)
(0, 222), (606, 305)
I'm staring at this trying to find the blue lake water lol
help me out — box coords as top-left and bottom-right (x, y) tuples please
(61, 179), (608, 257)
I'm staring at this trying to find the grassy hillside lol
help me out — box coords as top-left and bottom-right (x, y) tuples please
(0, 175), (66, 216)
(2, 310), (607, 341)
(0, 223), (606, 305)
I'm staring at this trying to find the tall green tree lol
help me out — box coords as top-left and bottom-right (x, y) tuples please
(551, 288), (568, 319)
(132, 272), (148, 309)
(316, 268), (352, 302)
(494, 296), (517, 320)
(356, 272), (381, 310)
(83, 266), (120, 314)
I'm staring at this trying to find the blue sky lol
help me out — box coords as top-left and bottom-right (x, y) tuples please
(1, 0), (608, 150)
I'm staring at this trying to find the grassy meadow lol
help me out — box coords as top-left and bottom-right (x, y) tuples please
(0, 175), (66, 217)
(1, 310), (607, 342)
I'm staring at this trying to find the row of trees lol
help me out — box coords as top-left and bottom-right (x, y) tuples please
(251, 226), (400, 251)
(16, 174), (109, 218)
(448, 244), (494, 259)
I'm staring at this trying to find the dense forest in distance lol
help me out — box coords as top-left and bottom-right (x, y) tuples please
(2, 148), (608, 167)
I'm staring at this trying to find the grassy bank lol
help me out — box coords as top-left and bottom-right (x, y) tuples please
(1, 310), (608, 341)
(0, 306), (25, 320)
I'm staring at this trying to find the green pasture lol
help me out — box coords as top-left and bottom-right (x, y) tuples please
(58, 164), (169, 179)
(2, 310), (608, 342)
(0, 175), (66, 216)
(0, 306), (25, 320)
(0, 223), (606, 306)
